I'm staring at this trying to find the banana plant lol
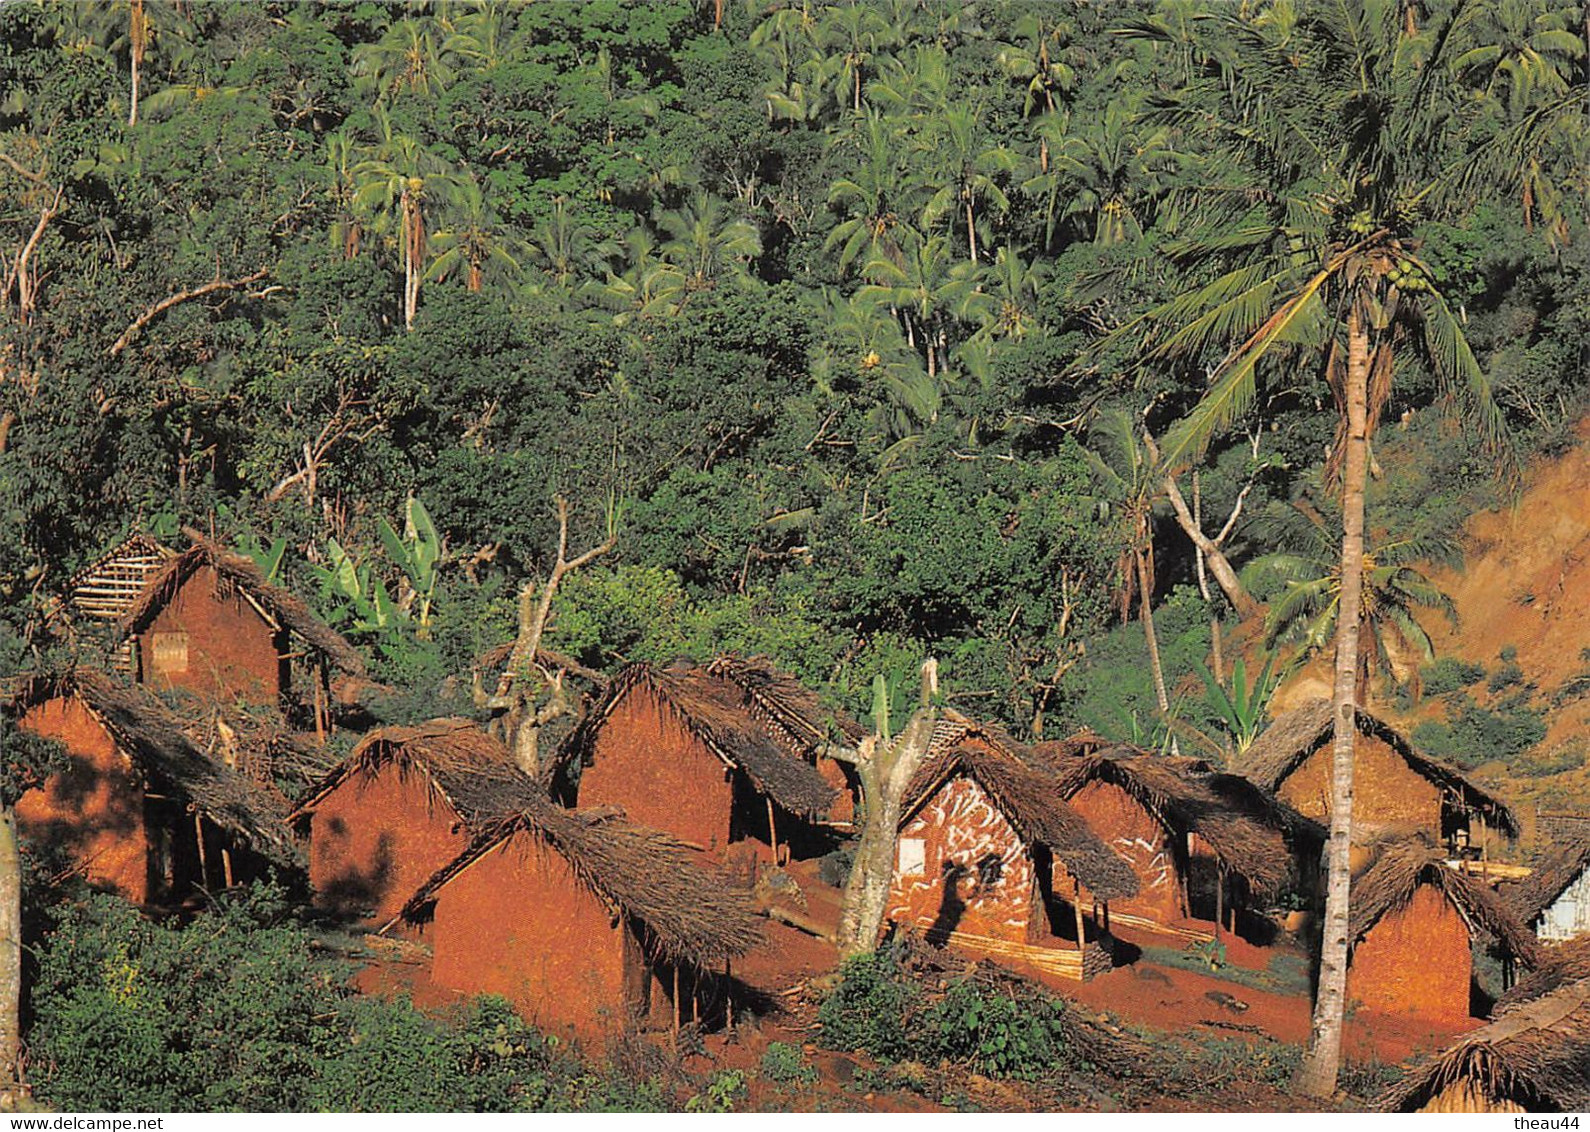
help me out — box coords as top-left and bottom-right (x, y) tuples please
(377, 496), (441, 638)
(1197, 652), (1280, 758)
(310, 537), (400, 635)
(235, 533), (287, 584)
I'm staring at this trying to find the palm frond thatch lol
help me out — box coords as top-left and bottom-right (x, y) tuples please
(1495, 937), (1590, 1016)
(1350, 837), (1540, 966)
(289, 718), (540, 831)
(117, 529), (367, 677)
(1382, 976), (1590, 1113)
(906, 717), (1139, 903)
(564, 660), (840, 819)
(400, 799), (764, 966)
(11, 670), (301, 868)
(1036, 739), (1320, 902)
(1239, 700), (1518, 837)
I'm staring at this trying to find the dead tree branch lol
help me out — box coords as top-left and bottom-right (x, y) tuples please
(107, 267), (270, 356)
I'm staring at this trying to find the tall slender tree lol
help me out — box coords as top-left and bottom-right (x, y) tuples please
(1116, 1), (1514, 1095)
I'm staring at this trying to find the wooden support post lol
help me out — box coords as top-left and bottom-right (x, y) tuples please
(193, 811), (209, 888)
(1214, 863), (1224, 939)
(672, 967), (681, 1035)
(1072, 878), (1086, 952)
(313, 668), (327, 745)
(221, 846), (234, 889)
(766, 796), (780, 865)
(725, 960), (734, 1034)
(1103, 901), (1110, 934)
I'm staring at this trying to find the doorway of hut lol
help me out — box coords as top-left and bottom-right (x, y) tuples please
(726, 773), (838, 866)
(1032, 845), (1118, 956)
(144, 793), (286, 910)
(1183, 846), (1276, 948)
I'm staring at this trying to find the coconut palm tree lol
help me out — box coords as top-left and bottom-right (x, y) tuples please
(858, 231), (961, 379)
(655, 192), (762, 294)
(1083, 409), (1176, 734)
(1451, 0), (1584, 118)
(427, 175), (527, 294)
(523, 197), (618, 292)
(1112, 1), (1514, 1095)
(353, 116), (466, 330)
(351, 16), (459, 104)
(994, 8), (1081, 118)
(917, 104), (1017, 263)
(809, 288), (939, 440)
(1241, 501), (1458, 700)
(819, 1), (892, 115)
(596, 228), (686, 325)
(825, 111), (923, 274)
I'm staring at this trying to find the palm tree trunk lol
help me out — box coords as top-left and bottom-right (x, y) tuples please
(965, 199), (977, 263)
(0, 806), (20, 1102)
(1296, 300), (1370, 1099)
(1135, 545), (1171, 717)
(128, 0), (145, 127)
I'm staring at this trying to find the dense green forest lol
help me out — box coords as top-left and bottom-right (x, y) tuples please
(0, 0), (1584, 748)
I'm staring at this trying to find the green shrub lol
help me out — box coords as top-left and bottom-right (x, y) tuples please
(916, 980), (1071, 1081)
(684, 1069), (747, 1112)
(1411, 694), (1547, 768)
(816, 947), (919, 1061)
(1513, 743), (1587, 778)
(1420, 656), (1485, 696)
(29, 887), (592, 1112)
(759, 1041), (818, 1086)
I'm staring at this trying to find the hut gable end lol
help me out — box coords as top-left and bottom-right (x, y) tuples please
(890, 772), (1037, 945)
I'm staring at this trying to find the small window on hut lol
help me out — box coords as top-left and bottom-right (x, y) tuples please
(898, 838), (925, 876)
(149, 631), (190, 675)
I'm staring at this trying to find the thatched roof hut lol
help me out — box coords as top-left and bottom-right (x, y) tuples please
(1383, 976), (1590, 1112)
(10, 669), (301, 870)
(289, 719), (542, 925)
(1036, 740), (1318, 903)
(1506, 831), (1590, 941)
(906, 719), (1138, 903)
(572, 658), (845, 820)
(118, 529), (366, 678)
(401, 799), (765, 966)
(1495, 937), (1590, 1015)
(291, 719), (540, 831)
(1351, 837), (1540, 964)
(1240, 701), (1517, 840)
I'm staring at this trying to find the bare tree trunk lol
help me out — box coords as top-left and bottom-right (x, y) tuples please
(1192, 471), (1225, 685)
(1296, 301), (1370, 1099)
(834, 663), (940, 957)
(0, 806), (21, 1103)
(483, 497), (615, 777)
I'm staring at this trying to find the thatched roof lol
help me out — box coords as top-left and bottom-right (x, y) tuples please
(1506, 830), (1590, 928)
(399, 798), (765, 966)
(1495, 937), (1590, 1015)
(117, 530), (366, 677)
(10, 670), (301, 868)
(703, 654), (868, 750)
(1350, 837), (1541, 965)
(905, 716), (1139, 903)
(567, 661), (839, 818)
(1035, 740), (1320, 902)
(1239, 700), (1518, 837)
(1382, 976), (1590, 1112)
(289, 719), (541, 831)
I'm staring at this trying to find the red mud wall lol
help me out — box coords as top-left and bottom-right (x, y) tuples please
(17, 697), (149, 902)
(1068, 780), (1184, 924)
(1349, 884), (1473, 1023)
(887, 775), (1035, 945)
(1280, 735), (1442, 835)
(308, 769), (469, 927)
(139, 566), (284, 705)
(429, 835), (635, 1041)
(577, 690), (735, 851)
(817, 756), (855, 825)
